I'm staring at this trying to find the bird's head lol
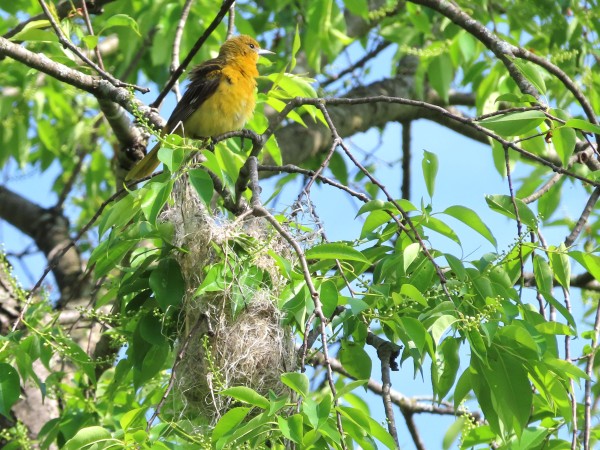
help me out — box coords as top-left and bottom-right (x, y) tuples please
(219, 35), (274, 63)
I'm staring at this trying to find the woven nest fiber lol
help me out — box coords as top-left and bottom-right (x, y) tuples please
(162, 181), (295, 424)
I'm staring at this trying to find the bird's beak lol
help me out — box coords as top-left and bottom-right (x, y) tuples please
(258, 48), (275, 56)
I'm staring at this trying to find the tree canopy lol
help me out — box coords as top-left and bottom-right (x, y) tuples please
(1, 0), (600, 449)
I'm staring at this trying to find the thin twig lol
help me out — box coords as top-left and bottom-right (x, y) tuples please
(152, 0), (236, 108)
(401, 120), (411, 200)
(409, 0), (599, 144)
(311, 350), (483, 421)
(171, 0), (195, 102)
(583, 300), (600, 450)
(367, 333), (401, 447)
(146, 313), (210, 431)
(79, 0), (104, 70)
(37, 0), (148, 93)
(504, 145), (525, 292)
(321, 40), (392, 89)
(226, 1), (236, 39)
(258, 164), (370, 202)
(11, 172), (161, 332)
(522, 173), (563, 204)
(564, 187), (600, 247)
(402, 410), (426, 450)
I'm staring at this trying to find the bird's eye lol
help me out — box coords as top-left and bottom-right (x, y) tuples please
(249, 43), (255, 49)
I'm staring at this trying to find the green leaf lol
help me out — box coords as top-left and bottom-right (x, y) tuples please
(81, 35), (99, 50)
(0, 363), (20, 417)
(443, 417), (466, 450)
(90, 237), (138, 279)
(570, 251), (600, 281)
(548, 244), (570, 291)
(461, 424), (496, 447)
(215, 411), (270, 450)
(443, 205), (497, 247)
(339, 342), (372, 380)
(220, 386), (269, 409)
(494, 93), (537, 104)
(428, 53), (453, 104)
(445, 254), (466, 281)
(267, 72), (317, 99)
(335, 379), (368, 399)
(9, 20), (56, 42)
(433, 337), (460, 400)
(487, 349), (532, 436)
(478, 110), (546, 136)
(361, 210), (391, 239)
(290, 25), (301, 72)
(356, 199), (417, 216)
(422, 150), (438, 198)
(343, 0), (369, 18)
(134, 342), (168, 387)
(120, 407), (147, 431)
(542, 292), (577, 331)
(157, 146), (184, 174)
(453, 368), (472, 410)
(305, 242), (370, 263)
(97, 193), (138, 238)
(278, 414), (303, 444)
(338, 406), (397, 449)
(553, 126), (576, 167)
(533, 255), (553, 294)
(535, 321), (575, 336)
(62, 426), (112, 450)
(564, 118), (600, 134)
(212, 407), (251, 443)
(188, 168), (214, 206)
(403, 242), (421, 272)
(328, 150), (348, 186)
(513, 59), (547, 94)
(399, 283), (428, 307)
(429, 315), (459, 345)
(422, 215), (460, 244)
(99, 14), (140, 36)
(485, 194), (538, 229)
(149, 258), (184, 310)
(140, 180), (173, 225)
(320, 280), (338, 318)
(281, 372), (309, 398)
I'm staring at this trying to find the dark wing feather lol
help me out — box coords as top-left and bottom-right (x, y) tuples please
(165, 59), (224, 135)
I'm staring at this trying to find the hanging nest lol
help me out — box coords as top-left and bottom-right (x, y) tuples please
(161, 181), (296, 424)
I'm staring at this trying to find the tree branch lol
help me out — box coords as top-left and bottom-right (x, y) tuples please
(0, 186), (85, 304)
(3, 0), (116, 40)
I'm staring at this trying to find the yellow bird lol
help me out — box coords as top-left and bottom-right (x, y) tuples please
(126, 35), (273, 181)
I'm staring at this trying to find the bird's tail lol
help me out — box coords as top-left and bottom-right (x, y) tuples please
(125, 141), (161, 181)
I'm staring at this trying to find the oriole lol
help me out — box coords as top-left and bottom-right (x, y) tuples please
(126, 35), (273, 181)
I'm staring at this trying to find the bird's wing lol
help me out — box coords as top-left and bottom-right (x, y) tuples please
(165, 59), (224, 134)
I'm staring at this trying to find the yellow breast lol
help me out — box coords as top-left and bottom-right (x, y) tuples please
(184, 63), (257, 138)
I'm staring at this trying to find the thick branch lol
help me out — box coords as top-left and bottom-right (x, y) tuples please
(0, 187), (85, 304)
(275, 77), (487, 167)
